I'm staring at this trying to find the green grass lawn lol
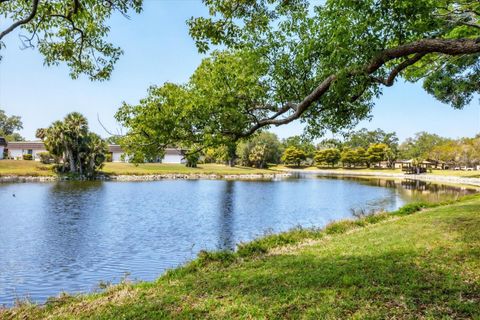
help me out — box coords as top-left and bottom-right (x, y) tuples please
(4, 196), (480, 319)
(0, 160), (54, 176)
(0, 161), (277, 177)
(101, 163), (277, 175)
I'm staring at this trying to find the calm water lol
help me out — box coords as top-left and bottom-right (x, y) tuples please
(0, 174), (476, 305)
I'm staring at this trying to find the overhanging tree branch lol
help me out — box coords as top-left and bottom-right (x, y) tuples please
(0, 0), (40, 41)
(237, 37), (480, 138)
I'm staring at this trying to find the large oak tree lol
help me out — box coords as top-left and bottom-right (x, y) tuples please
(188, 0), (480, 136)
(118, 0), (480, 159)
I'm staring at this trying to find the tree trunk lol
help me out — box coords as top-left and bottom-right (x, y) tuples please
(77, 153), (83, 176)
(227, 145), (236, 167)
(65, 145), (76, 173)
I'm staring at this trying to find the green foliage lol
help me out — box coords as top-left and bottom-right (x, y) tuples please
(399, 132), (451, 160)
(393, 202), (432, 215)
(366, 143), (392, 166)
(340, 148), (367, 168)
(236, 132), (282, 167)
(315, 148), (341, 167)
(237, 227), (324, 258)
(106, 135), (123, 145)
(0, 0), (143, 81)
(22, 154), (33, 161)
(282, 136), (315, 158)
(116, 1), (479, 154)
(248, 144), (267, 168)
(185, 152), (200, 168)
(116, 50), (271, 162)
(0, 108), (24, 141)
(184, 0), (480, 141)
(345, 128), (399, 153)
(42, 112), (108, 177)
(37, 152), (53, 164)
(281, 146), (307, 167)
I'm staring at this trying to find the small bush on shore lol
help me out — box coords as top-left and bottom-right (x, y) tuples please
(38, 152), (53, 164)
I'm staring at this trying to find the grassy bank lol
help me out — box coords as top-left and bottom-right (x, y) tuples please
(101, 163), (276, 175)
(0, 161), (277, 177)
(0, 160), (54, 176)
(3, 196), (480, 319)
(277, 166), (480, 178)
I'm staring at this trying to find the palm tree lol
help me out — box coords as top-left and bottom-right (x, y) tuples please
(83, 133), (108, 176)
(44, 121), (68, 172)
(63, 112), (88, 174)
(42, 113), (108, 177)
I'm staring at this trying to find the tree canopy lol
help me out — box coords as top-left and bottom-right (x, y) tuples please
(41, 112), (108, 176)
(0, 0), (142, 80)
(282, 146), (307, 167)
(399, 132), (451, 160)
(0, 108), (24, 141)
(118, 0), (479, 159)
(315, 148), (341, 167)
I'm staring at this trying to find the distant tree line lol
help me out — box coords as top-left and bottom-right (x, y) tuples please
(198, 128), (480, 169)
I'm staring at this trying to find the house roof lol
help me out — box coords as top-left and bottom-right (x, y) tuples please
(108, 145), (123, 153)
(7, 141), (46, 150)
(165, 148), (185, 155)
(0, 137), (6, 147)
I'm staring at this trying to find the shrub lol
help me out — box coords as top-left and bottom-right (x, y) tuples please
(106, 153), (113, 162)
(185, 152), (200, 168)
(38, 152), (53, 164)
(324, 220), (357, 235)
(393, 202), (432, 215)
(22, 154), (33, 160)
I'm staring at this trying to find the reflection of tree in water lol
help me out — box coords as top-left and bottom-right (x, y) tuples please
(401, 179), (428, 191)
(398, 179), (477, 203)
(41, 181), (106, 269)
(49, 181), (103, 195)
(217, 181), (236, 250)
(316, 175), (478, 204)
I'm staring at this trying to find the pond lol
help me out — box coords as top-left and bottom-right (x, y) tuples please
(0, 174), (477, 305)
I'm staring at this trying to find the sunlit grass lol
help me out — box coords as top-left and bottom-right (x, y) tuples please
(0, 160), (54, 176)
(0, 161), (279, 177)
(4, 195), (480, 319)
(101, 163), (278, 175)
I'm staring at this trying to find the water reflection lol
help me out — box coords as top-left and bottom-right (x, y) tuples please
(0, 176), (477, 305)
(218, 181), (235, 250)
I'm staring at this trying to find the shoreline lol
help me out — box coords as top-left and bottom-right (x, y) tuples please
(283, 168), (480, 187)
(0, 172), (292, 183)
(3, 195), (479, 317)
(2, 169), (480, 186)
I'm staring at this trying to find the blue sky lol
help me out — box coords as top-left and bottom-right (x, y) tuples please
(0, 0), (478, 142)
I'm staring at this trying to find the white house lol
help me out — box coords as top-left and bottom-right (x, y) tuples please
(0, 137), (6, 160)
(108, 145), (127, 162)
(108, 145), (185, 164)
(7, 141), (47, 160)
(162, 148), (186, 164)
(4, 141), (186, 164)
